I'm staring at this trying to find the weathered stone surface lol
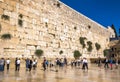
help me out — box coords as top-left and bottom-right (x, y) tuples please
(0, 8), (3, 15)
(0, 0), (115, 58)
(27, 45), (35, 50)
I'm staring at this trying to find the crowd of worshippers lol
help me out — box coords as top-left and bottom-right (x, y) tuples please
(0, 58), (10, 71)
(20, 58), (38, 71)
(42, 57), (68, 71)
(42, 57), (88, 71)
(0, 58), (38, 72)
(0, 57), (89, 72)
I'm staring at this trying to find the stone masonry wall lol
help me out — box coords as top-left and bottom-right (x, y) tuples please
(0, 0), (111, 58)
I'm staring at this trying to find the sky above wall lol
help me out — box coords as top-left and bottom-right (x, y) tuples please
(60, 0), (120, 35)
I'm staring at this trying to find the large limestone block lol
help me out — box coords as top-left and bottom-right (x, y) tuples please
(10, 18), (17, 26)
(30, 50), (36, 55)
(28, 40), (37, 45)
(30, 34), (38, 40)
(35, 31), (39, 35)
(40, 27), (48, 32)
(0, 0), (4, 2)
(27, 46), (35, 50)
(19, 4), (28, 11)
(34, 35), (39, 40)
(0, 2), (7, 9)
(4, 0), (10, 5)
(27, 34), (34, 40)
(37, 41), (46, 47)
(7, 5), (14, 11)
(28, 12), (37, 19)
(0, 8), (3, 15)
(10, 12), (18, 19)
(32, 24), (37, 30)
(18, 9), (28, 17)
(1, 22), (11, 30)
(10, 0), (17, 7)
(60, 42), (70, 49)
(38, 36), (44, 41)
(4, 10), (11, 16)
(23, 21), (28, 28)
(16, 44), (25, 49)
(43, 36), (51, 42)
(51, 43), (59, 48)
(20, 39), (28, 45)
(9, 37), (19, 44)
(23, 16), (31, 23)
(17, 28), (25, 32)
(14, 31), (21, 38)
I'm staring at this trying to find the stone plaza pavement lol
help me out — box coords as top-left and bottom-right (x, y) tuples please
(0, 64), (120, 82)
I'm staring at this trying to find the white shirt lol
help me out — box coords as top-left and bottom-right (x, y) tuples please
(33, 61), (36, 65)
(83, 59), (88, 63)
(6, 60), (10, 64)
(17, 59), (20, 64)
(35, 59), (37, 63)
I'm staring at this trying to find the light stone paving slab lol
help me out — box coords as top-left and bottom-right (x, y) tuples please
(0, 64), (120, 82)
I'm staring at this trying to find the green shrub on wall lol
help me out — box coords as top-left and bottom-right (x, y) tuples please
(18, 14), (23, 27)
(88, 25), (91, 29)
(103, 49), (109, 57)
(74, 26), (77, 30)
(18, 19), (23, 27)
(87, 41), (93, 52)
(1, 14), (10, 20)
(56, 1), (60, 8)
(79, 37), (87, 48)
(19, 14), (23, 18)
(35, 49), (43, 58)
(1, 33), (12, 40)
(0, 24), (1, 32)
(95, 43), (101, 51)
(73, 50), (82, 59)
(59, 50), (63, 55)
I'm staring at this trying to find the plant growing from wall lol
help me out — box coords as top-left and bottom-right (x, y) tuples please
(49, 33), (55, 38)
(74, 26), (77, 30)
(56, 1), (60, 8)
(19, 14), (23, 18)
(88, 25), (91, 29)
(59, 50), (63, 55)
(87, 41), (93, 52)
(45, 22), (48, 27)
(73, 50), (82, 59)
(58, 42), (60, 48)
(79, 37), (87, 48)
(35, 49), (43, 58)
(1, 14), (10, 20)
(95, 43), (101, 51)
(0, 24), (1, 32)
(18, 19), (23, 27)
(103, 49), (109, 57)
(1, 33), (12, 40)
(18, 14), (23, 27)
(95, 42), (101, 56)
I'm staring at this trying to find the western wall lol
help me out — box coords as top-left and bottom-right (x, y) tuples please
(0, 0), (114, 58)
